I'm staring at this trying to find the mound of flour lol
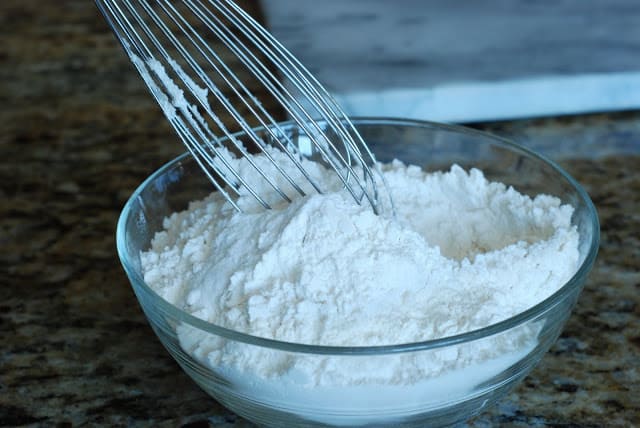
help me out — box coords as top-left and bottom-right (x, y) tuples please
(140, 150), (579, 387)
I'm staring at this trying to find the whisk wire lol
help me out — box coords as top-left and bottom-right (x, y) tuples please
(183, 0), (352, 194)
(149, 7), (293, 207)
(96, 0), (390, 214)
(177, 0), (325, 192)
(122, 0), (311, 208)
(157, 0), (312, 200)
(205, 0), (378, 204)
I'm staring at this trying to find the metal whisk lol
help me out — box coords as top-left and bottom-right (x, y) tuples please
(96, 0), (391, 214)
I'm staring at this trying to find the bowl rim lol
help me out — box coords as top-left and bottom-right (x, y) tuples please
(116, 117), (600, 355)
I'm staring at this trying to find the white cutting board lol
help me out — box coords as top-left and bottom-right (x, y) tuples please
(262, 0), (640, 122)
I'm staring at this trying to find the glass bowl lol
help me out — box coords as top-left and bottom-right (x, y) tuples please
(116, 118), (599, 427)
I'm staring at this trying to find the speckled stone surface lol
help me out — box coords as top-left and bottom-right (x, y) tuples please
(1, 1), (639, 427)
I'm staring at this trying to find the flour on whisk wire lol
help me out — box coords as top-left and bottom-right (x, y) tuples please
(141, 148), (579, 386)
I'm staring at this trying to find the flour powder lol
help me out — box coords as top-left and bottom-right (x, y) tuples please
(140, 148), (579, 390)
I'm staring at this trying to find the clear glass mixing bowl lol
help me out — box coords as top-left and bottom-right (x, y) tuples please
(117, 118), (599, 427)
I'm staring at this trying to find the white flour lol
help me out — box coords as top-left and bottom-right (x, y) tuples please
(140, 149), (579, 393)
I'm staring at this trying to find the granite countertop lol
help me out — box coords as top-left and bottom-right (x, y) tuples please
(1, 1), (638, 427)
